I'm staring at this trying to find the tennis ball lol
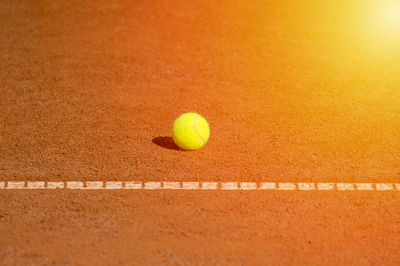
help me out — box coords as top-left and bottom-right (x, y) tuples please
(172, 113), (210, 150)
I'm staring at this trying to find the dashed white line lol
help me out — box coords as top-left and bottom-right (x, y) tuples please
(355, 183), (374, 191)
(317, 183), (334, 190)
(337, 183), (355, 191)
(105, 182), (123, 189)
(278, 183), (296, 190)
(86, 181), (104, 189)
(240, 182), (257, 190)
(376, 183), (394, 191)
(47, 182), (64, 189)
(27, 181), (45, 189)
(260, 182), (276, 189)
(125, 181), (142, 189)
(298, 183), (315, 190)
(202, 182), (218, 189)
(1, 181), (400, 191)
(144, 182), (161, 190)
(7, 182), (25, 189)
(221, 182), (238, 190)
(163, 182), (181, 189)
(182, 182), (200, 189)
(66, 181), (84, 189)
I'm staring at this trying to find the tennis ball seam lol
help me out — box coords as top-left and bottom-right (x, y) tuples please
(192, 115), (205, 144)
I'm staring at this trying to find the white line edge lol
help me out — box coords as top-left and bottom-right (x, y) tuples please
(1, 181), (400, 191)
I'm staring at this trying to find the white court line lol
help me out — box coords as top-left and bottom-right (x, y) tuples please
(221, 182), (238, 190)
(240, 182), (257, 190)
(1, 181), (400, 191)
(182, 182), (200, 189)
(278, 183), (296, 190)
(260, 182), (276, 189)
(125, 181), (142, 189)
(163, 182), (181, 189)
(337, 183), (355, 191)
(298, 183), (315, 190)
(317, 183), (334, 190)
(376, 183), (394, 191)
(27, 181), (45, 189)
(105, 182), (123, 189)
(47, 182), (64, 189)
(355, 183), (374, 191)
(144, 182), (161, 190)
(86, 181), (104, 189)
(66, 181), (83, 189)
(202, 182), (218, 189)
(7, 182), (25, 189)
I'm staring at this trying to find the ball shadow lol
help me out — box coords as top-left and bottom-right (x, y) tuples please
(152, 136), (181, 151)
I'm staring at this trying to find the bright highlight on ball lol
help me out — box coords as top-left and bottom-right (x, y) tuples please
(370, 0), (400, 36)
(380, 1), (400, 26)
(172, 113), (210, 150)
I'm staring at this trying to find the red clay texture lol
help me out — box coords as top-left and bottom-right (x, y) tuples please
(1, 0), (400, 264)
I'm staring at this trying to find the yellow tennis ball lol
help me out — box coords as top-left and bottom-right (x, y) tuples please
(172, 113), (210, 150)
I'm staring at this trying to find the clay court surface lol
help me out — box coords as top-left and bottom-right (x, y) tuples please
(1, 0), (400, 264)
